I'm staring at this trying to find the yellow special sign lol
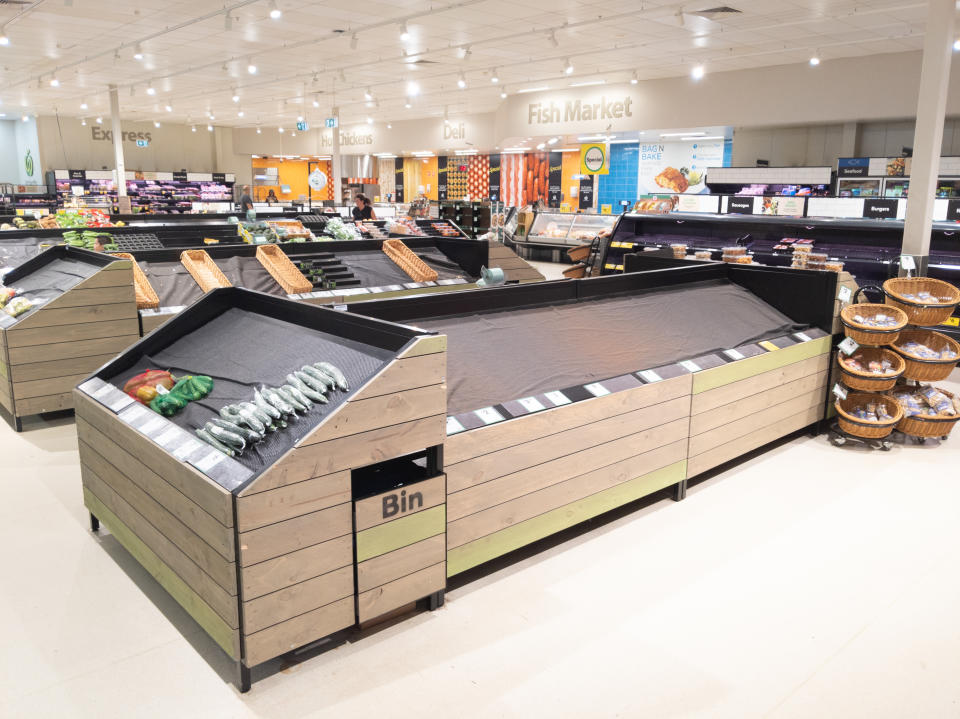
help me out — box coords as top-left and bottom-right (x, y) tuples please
(580, 143), (609, 175)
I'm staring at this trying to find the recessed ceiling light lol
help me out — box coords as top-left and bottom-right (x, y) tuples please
(165, 104), (172, 112)
(569, 80), (604, 87)
(405, 98), (412, 108)
(237, 110), (244, 117)
(248, 61), (257, 74)
(269, 0), (281, 19)
(564, 59), (573, 75)
(232, 91), (239, 102)
(297, 115), (303, 122)
(80, 118), (86, 125)
(516, 86), (548, 94)
(312, 95), (320, 107)
(406, 81), (419, 96)
(133, 43), (143, 60)
(22, 114), (29, 122)
(364, 88), (373, 101)
(630, 71), (638, 84)
(191, 125), (196, 132)
(80, 100), (88, 109)
(153, 120), (160, 127)
(207, 124), (213, 131)
(491, 69), (499, 83)
(387, 123), (392, 128)
(95, 115), (102, 123)
(691, 64), (705, 80)
(954, 39), (960, 51)
(49, 76), (60, 87)
(0, 30), (9, 46)
(809, 56), (820, 66)
(500, 89), (507, 98)
(457, 72), (466, 89)
(146, 84), (156, 95)
(366, 116), (373, 124)
(256, 126), (262, 134)
(399, 21), (410, 41)
(278, 127), (284, 133)
(291, 131), (296, 136)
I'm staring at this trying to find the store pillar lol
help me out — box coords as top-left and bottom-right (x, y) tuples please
(108, 84), (127, 198)
(902, 0), (955, 274)
(332, 107), (342, 205)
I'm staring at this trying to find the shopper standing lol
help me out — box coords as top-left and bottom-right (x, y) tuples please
(239, 185), (256, 221)
(352, 193), (377, 221)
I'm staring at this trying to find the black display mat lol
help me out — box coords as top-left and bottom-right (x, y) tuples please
(107, 307), (395, 475)
(0, 238), (50, 269)
(415, 280), (803, 414)
(2, 256), (102, 325)
(138, 260), (205, 307)
(214, 256), (286, 297)
(338, 247), (471, 288)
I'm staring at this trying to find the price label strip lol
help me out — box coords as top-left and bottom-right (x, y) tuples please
(838, 286), (853, 304)
(758, 340), (780, 352)
(173, 438), (205, 461)
(139, 415), (167, 437)
(679, 360), (702, 373)
(723, 348), (745, 361)
(474, 406), (505, 425)
(518, 396), (546, 413)
(446, 416), (466, 435)
(833, 383), (848, 400)
(638, 369), (663, 383)
(584, 382), (610, 397)
(793, 331), (812, 342)
(191, 451), (226, 474)
(154, 426), (183, 448)
(544, 390), (571, 406)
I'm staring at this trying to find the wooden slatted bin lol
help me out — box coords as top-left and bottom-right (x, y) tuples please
(0, 246), (138, 430)
(355, 472), (446, 623)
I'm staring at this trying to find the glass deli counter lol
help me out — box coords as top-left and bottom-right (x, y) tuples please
(522, 212), (616, 247)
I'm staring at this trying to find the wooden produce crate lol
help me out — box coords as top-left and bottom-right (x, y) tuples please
(110, 252), (160, 310)
(382, 239), (439, 283)
(0, 246), (138, 431)
(180, 249), (232, 293)
(255, 244), (313, 294)
(74, 289), (447, 689)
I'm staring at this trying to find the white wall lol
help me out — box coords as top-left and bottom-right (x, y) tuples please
(0, 121), (18, 183)
(731, 125), (846, 167)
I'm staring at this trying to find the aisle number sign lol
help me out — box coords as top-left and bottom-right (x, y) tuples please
(580, 143), (609, 175)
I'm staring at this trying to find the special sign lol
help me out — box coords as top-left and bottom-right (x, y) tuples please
(580, 143), (609, 175)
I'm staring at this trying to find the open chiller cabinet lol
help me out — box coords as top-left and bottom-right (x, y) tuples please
(0, 245), (138, 431)
(74, 288), (447, 690)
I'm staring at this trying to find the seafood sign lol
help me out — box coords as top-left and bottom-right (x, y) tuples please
(528, 96), (634, 124)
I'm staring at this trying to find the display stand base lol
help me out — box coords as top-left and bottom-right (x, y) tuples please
(827, 421), (893, 451)
(237, 663), (251, 693)
(672, 480), (687, 502)
(89, 512), (100, 533)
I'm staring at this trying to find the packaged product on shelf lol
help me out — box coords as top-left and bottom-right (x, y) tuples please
(898, 340), (958, 361)
(670, 243), (688, 258)
(889, 385), (960, 417)
(0, 286), (18, 308)
(899, 290), (955, 303)
(852, 312), (900, 328)
(920, 386), (956, 415)
(123, 369), (176, 404)
(722, 246), (746, 256)
(3, 295), (33, 317)
(695, 251), (711, 260)
(825, 261), (844, 272)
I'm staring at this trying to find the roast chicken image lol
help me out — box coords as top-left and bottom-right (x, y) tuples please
(655, 166), (689, 193)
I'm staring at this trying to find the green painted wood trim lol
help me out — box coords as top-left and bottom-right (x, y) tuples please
(447, 460), (686, 577)
(83, 488), (240, 659)
(693, 336), (832, 394)
(356, 504), (446, 563)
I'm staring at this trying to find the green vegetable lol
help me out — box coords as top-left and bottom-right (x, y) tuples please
(204, 422), (245, 451)
(195, 428), (235, 457)
(150, 392), (189, 416)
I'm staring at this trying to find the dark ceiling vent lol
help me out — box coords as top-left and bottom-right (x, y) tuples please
(691, 6), (741, 18)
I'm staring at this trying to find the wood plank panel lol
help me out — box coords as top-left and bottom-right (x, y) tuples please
(448, 439), (687, 549)
(243, 595), (354, 666)
(691, 353), (831, 416)
(358, 563), (445, 623)
(13, 373), (90, 400)
(13, 302), (137, 331)
(485, 256), (531, 270)
(398, 334), (446, 359)
(302, 384), (446, 445)
(692, 336), (832, 394)
(447, 460), (687, 576)
(81, 439), (235, 583)
(687, 405), (823, 477)
(356, 505), (446, 562)
(140, 312), (176, 335)
(256, 415), (446, 494)
(76, 419), (233, 558)
(689, 388), (826, 457)
(236, 471), (350, 533)
(7, 334), (139, 365)
(13, 391), (73, 416)
(448, 416), (689, 522)
(690, 373), (828, 436)
(239, 503), (351, 566)
(357, 534), (446, 593)
(9, 354), (118, 383)
(445, 374), (692, 465)
(83, 489), (240, 659)
(75, 390), (233, 526)
(503, 268), (546, 281)
(68, 264), (135, 289)
(354, 475), (445, 531)
(6, 319), (140, 348)
(447, 396), (689, 493)
(36, 285), (135, 309)
(81, 473), (239, 627)
(241, 534), (353, 601)
(350, 353), (446, 401)
(243, 565), (354, 634)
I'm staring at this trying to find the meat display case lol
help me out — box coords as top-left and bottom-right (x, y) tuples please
(518, 211), (616, 248)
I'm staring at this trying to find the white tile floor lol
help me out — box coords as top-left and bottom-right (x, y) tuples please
(1, 275), (957, 717)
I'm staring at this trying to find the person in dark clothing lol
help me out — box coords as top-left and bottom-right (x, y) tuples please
(265, 189), (279, 204)
(239, 185), (255, 221)
(351, 193), (376, 221)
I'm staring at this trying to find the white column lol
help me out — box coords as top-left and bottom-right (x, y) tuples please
(108, 84), (127, 197)
(901, 0), (955, 271)
(331, 107), (342, 205)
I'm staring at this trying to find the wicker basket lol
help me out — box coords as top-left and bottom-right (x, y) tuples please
(883, 277), (960, 326)
(836, 348), (905, 391)
(382, 239), (439, 282)
(835, 392), (903, 439)
(891, 388), (960, 439)
(839, 303), (908, 346)
(180, 249), (232, 293)
(891, 329), (960, 382)
(567, 244), (591, 262)
(255, 244), (313, 294)
(562, 263), (587, 279)
(109, 252), (160, 310)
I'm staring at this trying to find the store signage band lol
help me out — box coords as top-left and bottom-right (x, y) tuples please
(528, 96), (634, 125)
(862, 199), (897, 219)
(728, 197), (755, 215)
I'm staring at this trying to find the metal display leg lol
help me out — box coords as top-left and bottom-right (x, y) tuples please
(89, 513), (100, 533)
(672, 480), (688, 502)
(237, 663), (251, 693)
(428, 590), (445, 611)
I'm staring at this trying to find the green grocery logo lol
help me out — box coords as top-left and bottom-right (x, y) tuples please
(24, 149), (34, 177)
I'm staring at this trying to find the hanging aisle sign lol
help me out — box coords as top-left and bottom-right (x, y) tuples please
(580, 143), (609, 175)
(394, 157), (404, 203)
(488, 154), (501, 202)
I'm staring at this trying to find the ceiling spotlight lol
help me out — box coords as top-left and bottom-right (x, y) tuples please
(491, 69), (499, 83)
(399, 21), (410, 41)
(146, 84), (156, 95)
(296, 115), (303, 122)
(49, 76), (60, 87)
(237, 109), (244, 117)
(364, 88), (373, 101)
(457, 72), (466, 89)
(209, 114), (215, 120)
(690, 64), (705, 80)
(232, 91), (239, 102)
(81, 118), (86, 126)
(536, 142), (546, 150)
(548, 30), (558, 47)
(278, 126), (284, 133)
(312, 96), (320, 107)
(564, 59), (573, 75)
(547, 136), (558, 145)
(387, 123), (392, 128)
(165, 104), (172, 112)
(809, 56), (820, 66)
(350, 33), (358, 50)
(500, 89), (507, 98)
(291, 131), (296, 136)
(954, 39), (960, 51)
(207, 124), (213, 131)
(80, 100), (88, 109)
(366, 116), (373, 124)
(0, 29), (9, 46)
(268, 0), (282, 19)
(21, 114), (28, 122)
(153, 120), (160, 128)
(95, 115), (102, 123)
(248, 61), (257, 74)
(630, 70), (638, 84)
(133, 43), (143, 60)
(406, 80), (419, 96)
(256, 126), (262, 134)
(404, 98), (412, 108)
(191, 125), (196, 132)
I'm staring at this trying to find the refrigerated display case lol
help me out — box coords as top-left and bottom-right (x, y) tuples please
(882, 179), (909, 198)
(522, 212), (615, 247)
(838, 179), (881, 197)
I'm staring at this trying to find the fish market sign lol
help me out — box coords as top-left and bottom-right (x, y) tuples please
(528, 95), (634, 125)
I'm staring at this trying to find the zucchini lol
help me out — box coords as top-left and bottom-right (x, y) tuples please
(316, 362), (349, 391)
(254, 390), (282, 420)
(292, 372), (328, 403)
(195, 428), (235, 457)
(204, 422), (246, 452)
(209, 417), (262, 443)
(277, 385), (308, 411)
(301, 365), (335, 389)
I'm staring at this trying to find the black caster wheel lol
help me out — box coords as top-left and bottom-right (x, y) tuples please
(830, 433), (846, 447)
(881, 441), (893, 451)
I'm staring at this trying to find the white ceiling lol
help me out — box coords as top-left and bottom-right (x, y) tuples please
(0, 0), (948, 130)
